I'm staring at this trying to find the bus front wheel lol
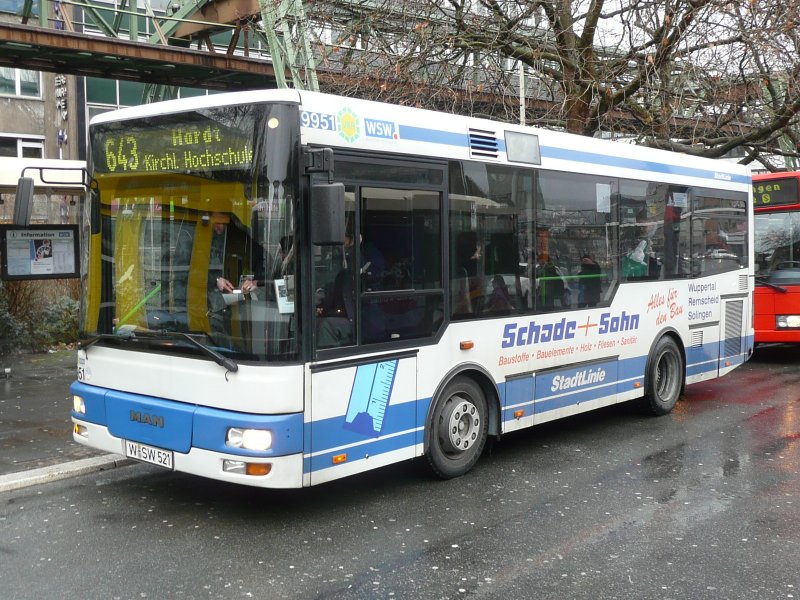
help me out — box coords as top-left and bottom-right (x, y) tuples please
(426, 377), (488, 479)
(642, 336), (684, 415)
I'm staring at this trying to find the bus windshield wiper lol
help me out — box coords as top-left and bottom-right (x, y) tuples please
(168, 331), (239, 373)
(78, 330), (136, 350)
(136, 329), (239, 373)
(80, 329), (238, 373)
(755, 276), (788, 293)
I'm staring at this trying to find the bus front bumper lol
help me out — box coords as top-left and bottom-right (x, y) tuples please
(72, 419), (304, 488)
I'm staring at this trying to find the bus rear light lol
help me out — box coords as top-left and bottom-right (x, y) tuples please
(74, 424), (88, 438)
(332, 453), (347, 464)
(223, 460), (272, 476)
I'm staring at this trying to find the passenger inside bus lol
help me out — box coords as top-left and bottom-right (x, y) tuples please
(577, 254), (602, 307)
(271, 236), (295, 279)
(623, 210), (660, 280)
(206, 212), (245, 344)
(315, 228), (391, 347)
(208, 212), (249, 294)
(316, 232), (358, 347)
(535, 252), (567, 310)
(452, 231), (482, 315)
(202, 210), (287, 349)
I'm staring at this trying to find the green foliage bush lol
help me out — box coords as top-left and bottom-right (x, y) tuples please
(43, 296), (80, 344)
(0, 295), (21, 358)
(0, 280), (79, 357)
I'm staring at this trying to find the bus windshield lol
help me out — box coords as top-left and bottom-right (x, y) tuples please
(755, 210), (800, 285)
(85, 102), (300, 363)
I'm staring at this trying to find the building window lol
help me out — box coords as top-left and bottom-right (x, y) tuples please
(0, 68), (41, 98)
(0, 0), (38, 17)
(0, 136), (44, 158)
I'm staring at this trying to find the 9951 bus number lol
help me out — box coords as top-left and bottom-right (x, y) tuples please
(301, 110), (337, 132)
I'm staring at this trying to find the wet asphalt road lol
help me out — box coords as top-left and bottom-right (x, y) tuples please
(0, 345), (799, 599)
(0, 350), (103, 476)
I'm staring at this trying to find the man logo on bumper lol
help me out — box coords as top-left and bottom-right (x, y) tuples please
(130, 410), (165, 428)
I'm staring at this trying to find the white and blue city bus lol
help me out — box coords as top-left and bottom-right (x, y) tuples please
(68, 89), (753, 488)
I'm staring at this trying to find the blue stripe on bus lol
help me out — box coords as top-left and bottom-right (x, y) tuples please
(397, 124), (748, 184)
(305, 429), (419, 474)
(398, 126), (478, 151)
(496, 341), (747, 425)
(308, 399), (420, 453)
(540, 147), (751, 185)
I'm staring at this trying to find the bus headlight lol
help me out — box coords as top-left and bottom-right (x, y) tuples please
(776, 315), (800, 328)
(73, 395), (86, 414)
(226, 427), (273, 451)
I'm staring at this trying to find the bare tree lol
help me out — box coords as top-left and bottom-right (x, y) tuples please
(304, 0), (800, 167)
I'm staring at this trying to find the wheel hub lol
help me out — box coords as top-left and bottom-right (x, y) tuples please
(440, 396), (480, 454)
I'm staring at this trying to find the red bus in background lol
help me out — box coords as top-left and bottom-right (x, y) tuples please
(753, 171), (800, 344)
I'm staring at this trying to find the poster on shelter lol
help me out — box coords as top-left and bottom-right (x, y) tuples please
(4, 228), (76, 278)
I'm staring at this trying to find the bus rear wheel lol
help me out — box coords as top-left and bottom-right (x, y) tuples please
(426, 377), (488, 479)
(642, 336), (684, 415)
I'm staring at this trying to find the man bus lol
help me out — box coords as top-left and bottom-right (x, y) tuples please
(54, 90), (753, 488)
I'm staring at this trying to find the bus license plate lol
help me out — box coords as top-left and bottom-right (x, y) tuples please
(125, 440), (174, 470)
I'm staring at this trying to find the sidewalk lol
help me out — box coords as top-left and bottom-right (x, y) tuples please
(0, 349), (128, 492)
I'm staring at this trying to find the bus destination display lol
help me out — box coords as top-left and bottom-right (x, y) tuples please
(91, 114), (255, 174)
(752, 177), (799, 207)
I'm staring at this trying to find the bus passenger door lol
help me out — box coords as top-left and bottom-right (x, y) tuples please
(307, 354), (418, 486)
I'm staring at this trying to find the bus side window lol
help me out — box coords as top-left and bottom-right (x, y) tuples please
(361, 187), (443, 344)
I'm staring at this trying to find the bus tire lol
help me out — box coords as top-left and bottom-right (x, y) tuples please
(642, 336), (684, 415)
(426, 376), (488, 479)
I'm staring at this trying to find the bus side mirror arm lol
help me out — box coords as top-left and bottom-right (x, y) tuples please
(304, 148), (334, 183)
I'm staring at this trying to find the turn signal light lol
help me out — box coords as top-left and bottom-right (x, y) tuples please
(223, 460), (272, 476)
(332, 454), (347, 464)
(246, 463), (272, 476)
(460, 340), (474, 350)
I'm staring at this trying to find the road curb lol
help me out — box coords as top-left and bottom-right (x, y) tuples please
(0, 455), (134, 493)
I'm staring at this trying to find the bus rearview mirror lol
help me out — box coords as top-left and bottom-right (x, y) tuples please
(311, 182), (345, 245)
